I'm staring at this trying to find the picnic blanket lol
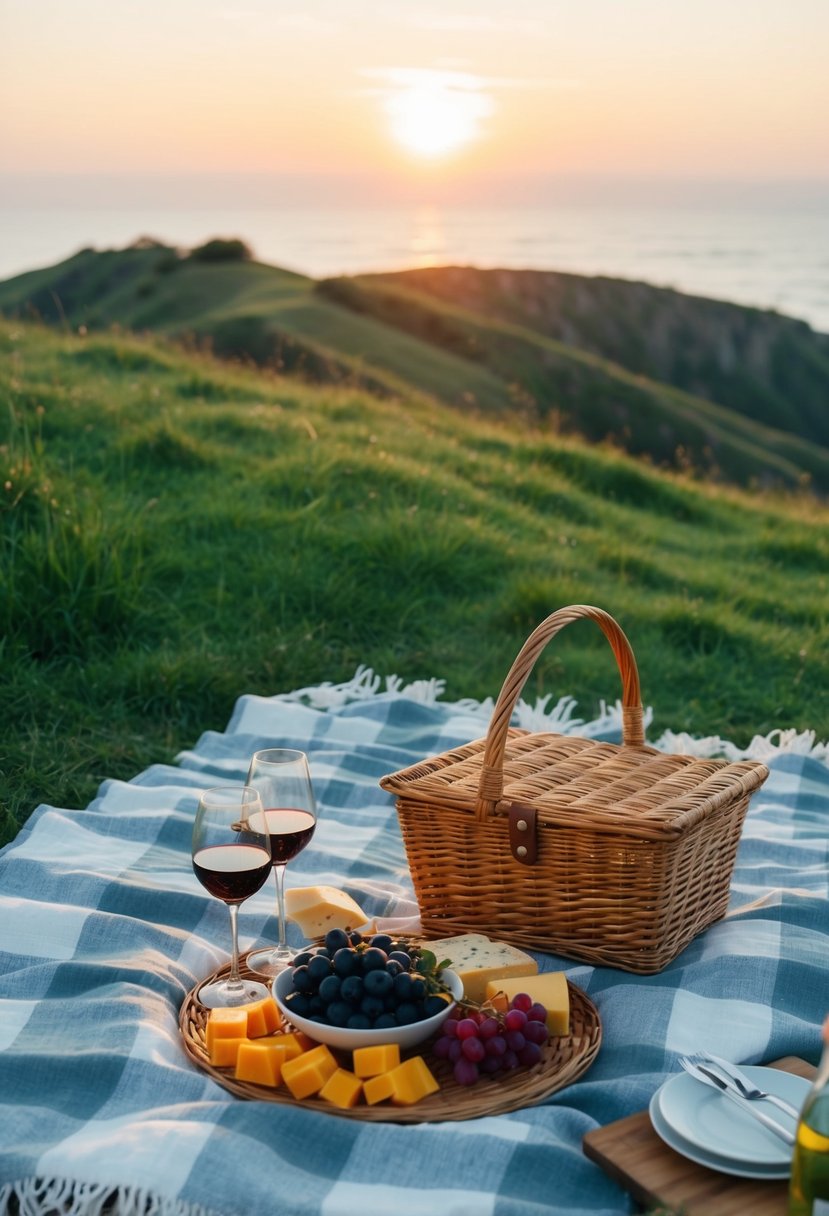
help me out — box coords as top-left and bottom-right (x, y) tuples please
(1, 669), (827, 1216)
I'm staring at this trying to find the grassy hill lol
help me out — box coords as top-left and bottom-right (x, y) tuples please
(2, 240), (828, 493)
(2, 318), (827, 848)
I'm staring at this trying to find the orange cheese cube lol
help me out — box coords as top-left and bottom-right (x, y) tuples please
(387, 1056), (439, 1106)
(281, 1044), (338, 1099)
(234, 1041), (286, 1087)
(208, 1037), (246, 1068)
(363, 1072), (396, 1106)
(353, 1043), (400, 1078)
(205, 1008), (249, 1055)
(245, 997), (282, 1038)
(484, 972), (570, 1035)
(320, 1068), (363, 1110)
(253, 1032), (306, 1061)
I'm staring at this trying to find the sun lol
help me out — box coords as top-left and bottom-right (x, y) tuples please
(383, 72), (493, 160)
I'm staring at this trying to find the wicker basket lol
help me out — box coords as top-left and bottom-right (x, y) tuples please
(380, 604), (769, 974)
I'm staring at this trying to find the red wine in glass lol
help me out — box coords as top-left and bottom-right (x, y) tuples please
(244, 749), (318, 977)
(193, 843), (273, 903)
(261, 808), (316, 864)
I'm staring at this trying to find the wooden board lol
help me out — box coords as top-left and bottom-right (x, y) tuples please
(583, 1057), (814, 1216)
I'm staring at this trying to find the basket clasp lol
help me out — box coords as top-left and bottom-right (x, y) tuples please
(506, 802), (538, 866)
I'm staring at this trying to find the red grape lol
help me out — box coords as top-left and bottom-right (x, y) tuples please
(485, 1034), (507, 1058)
(518, 1041), (542, 1068)
(502, 1049), (520, 1071)
(504, 1008), (528, 1032)
(479, 1016), (501, 1039)
(443, 1017), (459, 1038)
(505, 1030), (526, 1052)
(456, 1018), (479, 1041)
(510, 993), (533, 1013)
(461, 1035), (485, 1062)
(453, 1057), (479, 1086)
(448, 1039), (463, 1063)
(527, 1003), (548, 1023)
(432, 1035), (453, 1059)
(480, 1054), (503, 1074)
(523, 1020), (549, 1045)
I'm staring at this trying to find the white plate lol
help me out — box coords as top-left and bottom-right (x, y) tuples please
(649, 1090), (792, 1180)
(656, 1066), (808, 1169)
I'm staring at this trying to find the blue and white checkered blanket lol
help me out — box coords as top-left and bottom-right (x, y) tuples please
(1, 673), (827, 1216)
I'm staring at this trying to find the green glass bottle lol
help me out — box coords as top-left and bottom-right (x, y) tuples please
(789, 1016), (829, 1216)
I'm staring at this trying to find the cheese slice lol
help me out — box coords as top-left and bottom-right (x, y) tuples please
(420, 933), (538, 1004)
(484, 971), (570, 1035)
(284, 885), (369, 937)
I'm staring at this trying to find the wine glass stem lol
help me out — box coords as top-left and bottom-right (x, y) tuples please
(226, 903), (243, 988)
(274, 864), (287, 951)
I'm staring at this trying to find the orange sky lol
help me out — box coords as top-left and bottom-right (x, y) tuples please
(1, 0), (828, 194)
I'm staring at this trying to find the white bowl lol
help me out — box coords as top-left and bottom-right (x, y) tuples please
(272, 967), (463, 1051)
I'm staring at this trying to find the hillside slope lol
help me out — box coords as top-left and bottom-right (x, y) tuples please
(2, 318), (827, 847)
(2, 241), (828, 492)
(362, 265), (829, 448)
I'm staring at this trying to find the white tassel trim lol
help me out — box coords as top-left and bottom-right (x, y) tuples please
(0, 1178), (215, 1216)
(276, 666), (828, 765)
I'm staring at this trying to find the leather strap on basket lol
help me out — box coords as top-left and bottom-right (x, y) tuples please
(474, 604), (644, 822)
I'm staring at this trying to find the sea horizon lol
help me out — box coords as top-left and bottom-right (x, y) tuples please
(2, 172), (828, 333)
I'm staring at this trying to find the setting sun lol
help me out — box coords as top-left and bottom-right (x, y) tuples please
(378, 69), (494, 160)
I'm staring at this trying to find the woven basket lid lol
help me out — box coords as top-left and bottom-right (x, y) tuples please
(381, 605), (769, 843)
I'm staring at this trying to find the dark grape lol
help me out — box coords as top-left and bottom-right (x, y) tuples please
(332, 948), (358, 977)
(361, 947), (388, 972)
(363, 969), (393, 998)
(346, 1013), (371, 1030)
(291, 965), (315, 994)
(291, 950), (314, 967)
(327, 1001), (351, 1027)
(481, 1055), (503, 1074)
(318, 974), (342, 1004)
(393, 973), (413, 1001)
(284, 992), (311, 1018)
(409, 977), (427, 1001)
(373, 1012), (398, 1029)
(423, 995), (449, 1018)
(370, 934), (393, 952)
(388, 951), (411, 971)
(340, 975), (364, 1004)
(385, 959), (404, 977)
(348, 930), (363, 946)
(307, 955), (332, 983)
(324, 928), (350, 953)
(395, 1001), (419, 1025)
(360, 995), (384, 1019)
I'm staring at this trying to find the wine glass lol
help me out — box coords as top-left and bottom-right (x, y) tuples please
(244, 749), (317, 977)
(191, 784), (273, 1008)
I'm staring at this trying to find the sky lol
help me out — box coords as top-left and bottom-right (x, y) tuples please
(2, 0), (828, 204)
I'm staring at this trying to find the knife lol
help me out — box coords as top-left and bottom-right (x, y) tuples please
(677, 1057), (795, 1145)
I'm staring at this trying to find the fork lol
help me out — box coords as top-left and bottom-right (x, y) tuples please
(687, 1052), (801, 1120)
(677, 1056), (796, 1145)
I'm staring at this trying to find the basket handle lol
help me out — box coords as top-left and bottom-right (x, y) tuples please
(475, 605), (644, 820)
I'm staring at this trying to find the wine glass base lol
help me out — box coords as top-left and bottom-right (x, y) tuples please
(197, 976), (271, 1009)
(246, 946), (294, 977)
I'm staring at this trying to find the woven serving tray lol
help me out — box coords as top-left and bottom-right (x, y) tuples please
(179, 953), (602, 1122)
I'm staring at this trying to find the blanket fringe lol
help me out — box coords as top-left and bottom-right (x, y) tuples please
(0, 1178), (214, 1216)
(276, 666), (828, 764)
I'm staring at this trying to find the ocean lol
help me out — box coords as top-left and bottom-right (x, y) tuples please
(2, 177), (828, 333)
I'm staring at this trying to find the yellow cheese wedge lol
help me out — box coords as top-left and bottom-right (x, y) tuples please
(484, 972), (570, 1035)
(422, 933), (538, 1003)
(352, 1043), (400, 1079)
(281, 1043), (338, 1100)
(284, 885), (369, 937)
(320, 1068), (363, 1110)
(244, 996), (282, 1038)
(234, 1041), (286, 1087)
(387, 1056), (440, 1106)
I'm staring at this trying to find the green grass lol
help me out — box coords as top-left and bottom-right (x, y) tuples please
(2, 318), (827, 848)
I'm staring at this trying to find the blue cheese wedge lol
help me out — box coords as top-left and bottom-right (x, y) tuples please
(420, 933), (538, 1003)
